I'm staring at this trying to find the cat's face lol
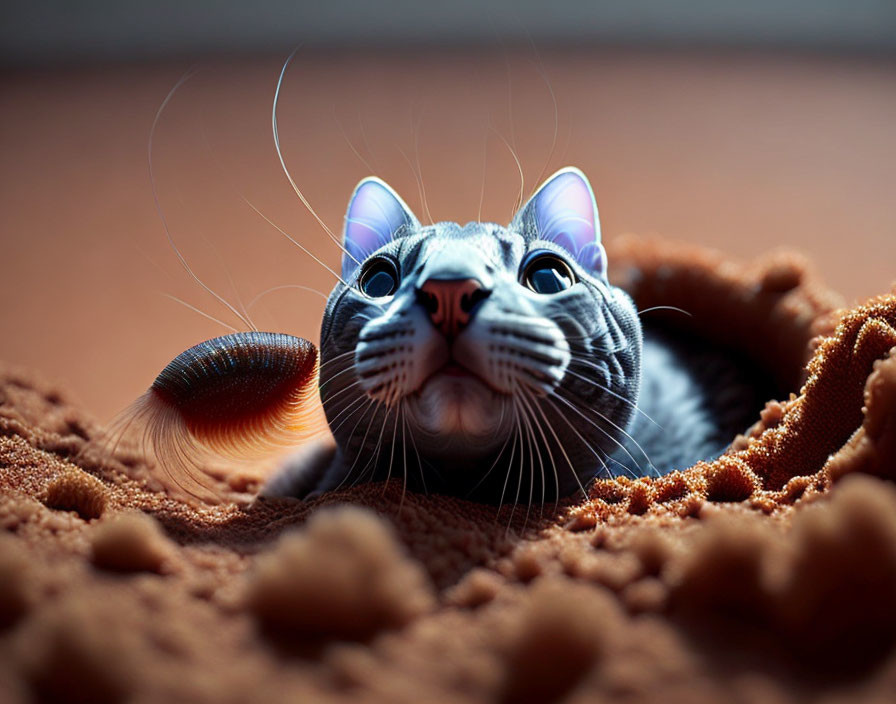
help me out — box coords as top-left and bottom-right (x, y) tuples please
(319, 168), (641, 500)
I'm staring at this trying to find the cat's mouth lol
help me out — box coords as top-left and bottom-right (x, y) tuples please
(408, 359), (508, 445)
(421, 359), (504, 395)
(436, 361), (477, 378)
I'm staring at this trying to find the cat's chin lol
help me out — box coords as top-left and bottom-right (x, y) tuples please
(407, 370), (508, 456)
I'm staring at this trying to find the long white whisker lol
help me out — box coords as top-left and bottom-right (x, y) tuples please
(382, 402), (400, 497)
(161, 293), (238, 333)
(529, 48), (560, 195)
(412, 109), (434, 225)
(466, 399), (514, 498)
(638, 306), (692, 317)
(477, 125), (489, 223)
(317, 349), (356, 371)
(333, 106), (378, 175)
(334, 400), (382, 492)
(368, 404), (395, 486)
(399, 403), (409, 511)
(551, 390), (648, 477)
(543, 395), (618, 481)
(320, 378), (364, 407)
(572, 391), (659, 477)
(515, 390), (541, 529)
(565, 360), (662, 429)
(496, 401), (521, 522)
(242, 198), (347, 286)
(203, 232), (258, 332)
(490, 126), (525, 220)
(247, 284), (329, 311)
(528, 390), (590, 501)
(509, 398), (527, 533)
(149, 69), (254, 332)
(272, 50), (359, 265)
(517, 389), (557, 509)
(404, 408), (427, 495)
(325, 394), (370, 434)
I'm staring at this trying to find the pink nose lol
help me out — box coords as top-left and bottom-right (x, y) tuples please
(417, 278), (488, 338)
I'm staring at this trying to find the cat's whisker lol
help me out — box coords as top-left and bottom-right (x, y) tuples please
(490, 126), (525, 221)
(528, 390), (590, 501)
(576, 394), (659, 475)
(317, 350), (356, 371)
(543, 395), (619, 481)
(335, 399), (384, 493)
(381, 403), (401, 498)
(477, 125), (488, 224)
(204, 234), (257, 332)
(529, 48), (560, 196)
(404, 407), (427, 496)
(551, 390), (648, 478)
(325, 394), (371, 435)
(511, 405), (528, 534)
(333, 106), (378, 175)
(511, 391), (531, 525)
(513, 389), (538, 509)
(518, 387), (561, 512)
(399, 402), (409, 511)
(398, 145), (433, 226)
(320, 378), (365, 408)
(638, 305), (692, 318)
(356, 113), (380, 173)
(247, 284), (329, 312)
(465, 398), (514, 499)
(515, 389), (543, 529)
(242, 199), (348, 286)
(561, 387), (660, 479)
(495, 401), (521, 526)
(272, 50), (359, 267)
(337, 398), (377, 460)
(319, 362), (360, 390)
(564, 359), (662, 429)
(362, 400), (395, 490)
(412, 109), (435, 225)
(162, 294), (239, 334)
(149, 69), (255, 333)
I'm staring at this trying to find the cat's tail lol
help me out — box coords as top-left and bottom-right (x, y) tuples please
(81, 332), (327, 503)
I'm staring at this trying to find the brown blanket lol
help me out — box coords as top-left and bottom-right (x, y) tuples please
(2, 236), (895, 703)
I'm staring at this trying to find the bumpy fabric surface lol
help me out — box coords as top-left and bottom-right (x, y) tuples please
(1, 235), (895, 704)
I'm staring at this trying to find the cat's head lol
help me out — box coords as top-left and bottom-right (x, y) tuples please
(319, 168), (641, 499)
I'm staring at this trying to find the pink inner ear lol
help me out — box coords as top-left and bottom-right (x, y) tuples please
(533, 171), (604, 275)
(343, 180), (409, 278)
(535, 171), (597, 252)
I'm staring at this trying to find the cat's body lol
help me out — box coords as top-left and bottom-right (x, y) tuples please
(262, 168), (761, 503)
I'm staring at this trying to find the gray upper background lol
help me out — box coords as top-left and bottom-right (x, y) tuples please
(2, 0), (895, 64)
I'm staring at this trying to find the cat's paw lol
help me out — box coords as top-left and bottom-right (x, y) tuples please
(262, 438), (339, 500)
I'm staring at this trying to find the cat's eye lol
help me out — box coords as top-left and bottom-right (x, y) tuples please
(359, 258), (400, 298)
(521, 253), (576, 294)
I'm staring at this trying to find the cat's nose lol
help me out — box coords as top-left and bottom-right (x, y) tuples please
(417, 278), (490, 339)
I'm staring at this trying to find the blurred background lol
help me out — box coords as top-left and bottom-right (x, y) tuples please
(1, 1), (894, 420)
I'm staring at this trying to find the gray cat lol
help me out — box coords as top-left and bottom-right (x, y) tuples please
(132, 167), (760, 504)
(261, 167), (755, 503)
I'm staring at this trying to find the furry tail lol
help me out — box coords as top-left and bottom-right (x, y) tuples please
(94, 332), (326, 502)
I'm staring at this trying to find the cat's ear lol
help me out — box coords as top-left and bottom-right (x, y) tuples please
(342, 177), (419, 279)
(512, 167), (606, 279)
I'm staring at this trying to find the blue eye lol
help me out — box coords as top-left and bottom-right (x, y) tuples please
(521, 253), (575, 294)
(359, 258), (399, 297)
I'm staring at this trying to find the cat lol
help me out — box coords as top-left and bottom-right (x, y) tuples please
(260, 167), (762, 503)
(119, 166), (762, 505)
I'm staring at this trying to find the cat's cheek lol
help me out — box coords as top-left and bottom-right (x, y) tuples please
(354, 305), (451, 403)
